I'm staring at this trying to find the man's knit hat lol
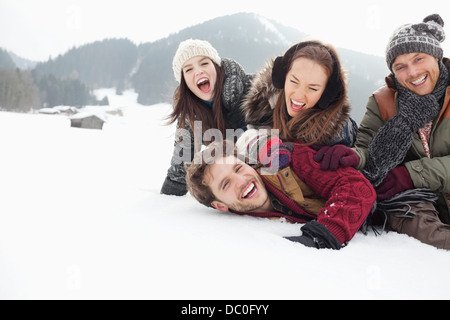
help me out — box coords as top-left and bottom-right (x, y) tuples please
(386, 14), (446, 70)
(172, 39), (222, 82)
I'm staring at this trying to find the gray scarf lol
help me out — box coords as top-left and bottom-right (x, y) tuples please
(363, 61), (449, 187)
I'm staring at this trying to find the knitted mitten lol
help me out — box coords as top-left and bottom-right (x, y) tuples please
(160, 176), (188, 196)
(375, 166), (414, 200)
(285, 221), (343, 250)
(236, 129), (291, 171)
(313, 144), (360, 171)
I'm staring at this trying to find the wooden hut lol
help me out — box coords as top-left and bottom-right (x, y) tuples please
(70, 113), (106, 130)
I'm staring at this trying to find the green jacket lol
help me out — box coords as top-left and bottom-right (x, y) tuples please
(354, 58), (450, 223)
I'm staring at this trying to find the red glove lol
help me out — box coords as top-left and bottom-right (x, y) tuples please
(375, 166), (414, 200)
(313, 145), (360, 171)
(256, 135), (291, 171)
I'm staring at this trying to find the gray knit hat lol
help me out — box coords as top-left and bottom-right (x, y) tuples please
(172, 39), (222, 83)
(386, 14), (446, 70)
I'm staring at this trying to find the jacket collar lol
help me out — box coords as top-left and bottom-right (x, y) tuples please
(229, 172), (316, 223)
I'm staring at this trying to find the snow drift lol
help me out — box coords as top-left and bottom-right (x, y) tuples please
(0, 89), (449, 300)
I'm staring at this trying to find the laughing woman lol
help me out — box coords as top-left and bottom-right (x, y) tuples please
(242, 40), (357, 147)
(161, 39), (253, 196)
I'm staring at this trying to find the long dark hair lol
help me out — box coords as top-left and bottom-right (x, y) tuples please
(166, 61), (227, 134)
(273, 44), (347, 145)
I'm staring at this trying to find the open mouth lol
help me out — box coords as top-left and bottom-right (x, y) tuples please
(241, 182), (257, 200)
(197, 77), (211, 93)
(290, 99), (306, 112)
(411, 74), (427, 86)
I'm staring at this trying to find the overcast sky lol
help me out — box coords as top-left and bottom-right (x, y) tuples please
(1, 0), (449, 62)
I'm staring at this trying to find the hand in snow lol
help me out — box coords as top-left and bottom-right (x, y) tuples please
(285, 221), (343, 250)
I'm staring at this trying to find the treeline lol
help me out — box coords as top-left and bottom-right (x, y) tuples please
(34, 38), (138, 90)
(0, 69), (40, 112)
(0, 47), (114, 112)
(0, 68), (106, 112)
(0, 17), (311, 109)
(1, 13), (388, 117)
(33, 73), (107, 109)
(0, 48), (15, 70)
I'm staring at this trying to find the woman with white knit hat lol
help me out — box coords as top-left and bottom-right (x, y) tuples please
(161, 39), (253, 196)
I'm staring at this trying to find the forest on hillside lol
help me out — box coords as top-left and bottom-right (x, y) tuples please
(0, 13), (387, 119)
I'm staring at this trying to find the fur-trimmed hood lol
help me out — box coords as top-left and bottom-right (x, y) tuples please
(241, 59), (280, 128)
(241, 59), (357, 146)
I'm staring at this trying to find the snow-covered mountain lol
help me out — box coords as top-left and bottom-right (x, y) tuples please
(8, 51), (37, 70)
(132, 12), (310, 105)
(133, 12), (388, 121)
(25, 12), (387, 122)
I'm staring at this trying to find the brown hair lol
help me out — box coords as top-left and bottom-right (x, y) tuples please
(273, 43), (347, 145)
(166, 61), (227, 134)
(185, 140), (238, 208)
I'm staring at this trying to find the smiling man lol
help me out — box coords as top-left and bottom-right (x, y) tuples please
(348, 14), (450, 250)
(186, 137), (376, 250)
(391, 52), (442, 96)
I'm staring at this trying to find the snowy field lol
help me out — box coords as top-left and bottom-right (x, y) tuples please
(1, 89), (449, 300)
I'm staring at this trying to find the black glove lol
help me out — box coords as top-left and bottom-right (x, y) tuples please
(160, 176), (187, 196)
(285, 220), (343, 250)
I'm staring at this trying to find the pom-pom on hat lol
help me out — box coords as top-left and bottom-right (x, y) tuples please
(172, 39), (222, 83)
(386, 14), (446, 71)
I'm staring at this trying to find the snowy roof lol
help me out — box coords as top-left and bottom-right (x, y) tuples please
(53, 106), (78, 112)
(69, 112), (107, 122)
(38, 108), (60, 114)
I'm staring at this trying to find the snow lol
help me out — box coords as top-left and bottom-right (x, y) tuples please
(256, 15), (290, 46)
(1, 88), (450, 300)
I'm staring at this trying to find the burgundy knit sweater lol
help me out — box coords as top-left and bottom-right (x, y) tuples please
(233, 143), (376, 244)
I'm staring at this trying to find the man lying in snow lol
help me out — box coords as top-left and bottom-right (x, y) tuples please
(185, 129), (376, 250)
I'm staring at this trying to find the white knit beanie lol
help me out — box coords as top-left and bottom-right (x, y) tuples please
(172, 39), (222, 83)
